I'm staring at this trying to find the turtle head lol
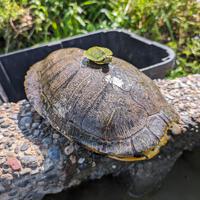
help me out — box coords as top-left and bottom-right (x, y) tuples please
(101, 55), (112, 64)
(84, 46), (113, 65)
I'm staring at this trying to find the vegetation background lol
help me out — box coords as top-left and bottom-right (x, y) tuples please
(0, 0), (199, 78)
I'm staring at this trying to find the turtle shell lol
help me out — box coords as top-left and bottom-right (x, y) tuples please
(25, 48), (179, 160)
(83, 46), (113, 62)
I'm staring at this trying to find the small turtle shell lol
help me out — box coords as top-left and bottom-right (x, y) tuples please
(83, 46), (113, 62)
(25, 48), (179, 158)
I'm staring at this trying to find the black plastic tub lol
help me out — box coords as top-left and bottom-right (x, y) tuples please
(0, 29), (175, 102)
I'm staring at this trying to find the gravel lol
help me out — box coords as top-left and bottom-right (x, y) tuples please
(0, 74), (199, 200)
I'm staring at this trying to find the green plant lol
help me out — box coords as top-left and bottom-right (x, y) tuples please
(0, 0), (25, 52)
(0, 0), (199, 78)
(169, 37), (200, 78)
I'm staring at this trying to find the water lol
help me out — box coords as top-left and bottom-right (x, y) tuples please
(44, 148), (200, 200)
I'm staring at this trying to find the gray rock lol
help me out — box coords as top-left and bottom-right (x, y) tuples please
(20, 143), (29, 152)
(21, 156), (38, 168)
(33, 129), (40, 137)
(20, 168), (32, 175)
(1, 123), (10, 128)
(32, 122), (40, 129)
(19, 116), (32, 129)
(0, 118), (4, 124)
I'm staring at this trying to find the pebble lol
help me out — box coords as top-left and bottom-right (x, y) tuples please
(21, 156), (38, 168)
(9, 114), (18, 120)
(32, 122), (40, 129)
(92, 161), (96, 167)
(78, 157), (85, 164)
(0, 157), (6, 165)
(7, 157), (22, 171)
(9, 190), (18, 197)
(64, 144), (74, 156)
(20, 168), (32, 175)
(8, 126), (16, 131)
(171, 124), (182, 135)
(20, 143), (29, 151)
(112, 165), (117, 169)
(53, 133), (59, 139)
(0, 118), (4, 124)
(1, 123), (10, 128)
(3, 131), (10, 137)
(14, 147), (20, 154)
(24, 149), (33, 155)
(48, 146), (61, 161)
(13, 172), (20, 178)
(19, 116), (32, 129)
(31, 168), (39, 175)
(69, 155), (76, 164)
(33, 129), (40, 137)
(42, 137), (52, 145)
(1, 173), (13, 180)
(0, 135), (3, 140)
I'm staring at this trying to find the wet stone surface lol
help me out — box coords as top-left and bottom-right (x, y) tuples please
(0, 74), (199, 200)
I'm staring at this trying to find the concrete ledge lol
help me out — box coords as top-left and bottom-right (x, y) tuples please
(0, 74), (200, 200)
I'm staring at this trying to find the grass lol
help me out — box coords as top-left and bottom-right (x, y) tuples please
(0, 0), (199, 78)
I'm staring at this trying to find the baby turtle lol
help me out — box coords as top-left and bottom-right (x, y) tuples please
(83, 46), (113, 64)
(25, 47), (179, 161)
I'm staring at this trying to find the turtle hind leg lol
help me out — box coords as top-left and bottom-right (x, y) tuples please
(142, 146), (160, 160)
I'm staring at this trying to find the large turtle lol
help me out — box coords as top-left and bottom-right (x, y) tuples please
(25, 47), (179, 161)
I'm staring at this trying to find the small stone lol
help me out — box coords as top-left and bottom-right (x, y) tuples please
(33, 129), (40, 137)
(171, 124), (182, 135)
(24, 149), (33, 155)
(112, 165), (117, 169)
(92, 161), (96, 167)
(0, 169), (2, 176)
(0, 135), (3, 140)
(20, 143), (29, 151)
(2, 131), (9, 137)
(53, 133), (59, 139)
(20, 168), (31, 175)
(64, 144), (74, 156)
(7, 157), (22, 171)
(8, 126), (16, 131)
(1, 173), (13, 180)
(19, 116), (32, 129)
(69, 155), (76, 164)
(13, 172), (20, 178)
(0, 118), (4, 124)
(9, 114), (18, 120)
(2, 164), (12, 174)
(9, 190), (18, 196)
(31, 168), (39, 175)
(0, 157), (6, 165)
(6, 140), (13, 148)
(14, 146), (20, 154)
(0, 123), (9, 128)
(38, 180), (45, 186)
(78, 157), (85, 164)
(42, 137), (52, 145)
(32, 122), (40, 129)
(48, 146), (61, 161)
(21, 156), (38, 168)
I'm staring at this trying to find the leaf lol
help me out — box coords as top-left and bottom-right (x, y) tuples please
(75, 16), (86, 27)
